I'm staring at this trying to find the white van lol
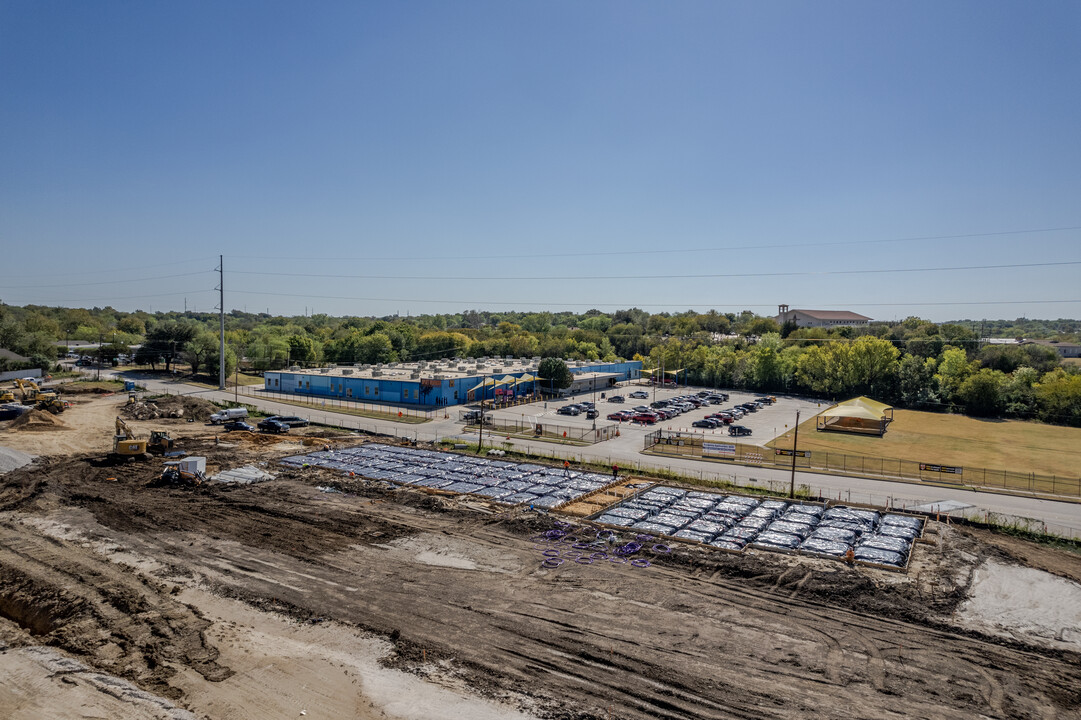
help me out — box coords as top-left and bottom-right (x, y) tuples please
(209, 408), (248, 424)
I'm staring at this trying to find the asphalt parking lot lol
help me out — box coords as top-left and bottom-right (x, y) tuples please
(487, 383), (825, 445)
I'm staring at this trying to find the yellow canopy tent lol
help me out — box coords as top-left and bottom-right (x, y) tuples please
(816, 396), (894, 436)
(466, 377), (496, 402)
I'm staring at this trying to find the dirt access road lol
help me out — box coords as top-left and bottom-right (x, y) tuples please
(1, 425), (1080, 719)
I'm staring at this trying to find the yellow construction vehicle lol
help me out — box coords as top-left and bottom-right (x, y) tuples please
(0, 389), (14, 403)
(147, 430), (176, 454)
(158, 456), (206, 486)
(13, 378), (64, 414)
(110, 416), (148, 461)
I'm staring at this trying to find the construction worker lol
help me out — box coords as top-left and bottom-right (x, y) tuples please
(564, 460), (571, 477)
(612, 464), (619, 481)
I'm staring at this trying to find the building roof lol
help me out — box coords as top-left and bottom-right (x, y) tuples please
(1024, 339), (1081, 349)
(0, 348), (30, 363)
(270, 358), (629, 382)
(785, 309), (872, 321)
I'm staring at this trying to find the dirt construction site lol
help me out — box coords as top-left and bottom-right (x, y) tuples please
(2, 392), (1081, 719)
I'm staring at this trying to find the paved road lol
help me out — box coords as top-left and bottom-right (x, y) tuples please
(113, 371), (1081, 538)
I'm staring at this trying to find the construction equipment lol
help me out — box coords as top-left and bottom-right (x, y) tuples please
(159, 456), (206, 486)
(110, 416), (148, 461)
(14, 378), (64, 414)
(0, 389), (14, 403)
(147, 430), (176, 454)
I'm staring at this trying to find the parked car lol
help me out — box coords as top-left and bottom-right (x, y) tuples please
(692, 419), (719, 429)
(633, 412), (659, 424)
(629, 390), (649, 399)
(258, 418), (290, 434)
(607, 395), (625, 403)
(267, 415), (309, 427)
(557, 405), (581, 416)
(650, 400), (669, 409)
(755, 396), (776, 405)
(585, 409), (599, 419)
(607, 411), (632, 421)
(463, 410), (492, 424)
(223, 420), (255, 432)
(729, 425), (752, 436)
(632, 405), (651, 413)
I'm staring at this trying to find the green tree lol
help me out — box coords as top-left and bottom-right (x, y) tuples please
(537, 357), (573, 390)
(183, 331), (218, 377)
(895, 355), (938, 408)
(288, 335), (317, 364)
(959, 368), (1006, 416)
(1035, 369), (1081, 426)
(934, 347), (973, 405)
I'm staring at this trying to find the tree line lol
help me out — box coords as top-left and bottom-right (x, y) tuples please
(1, 303), (1078, 426)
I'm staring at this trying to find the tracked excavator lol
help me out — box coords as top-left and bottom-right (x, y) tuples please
(109, 416), (177, 461)
(13, 378), (65, 414)
(110, 416), (148, 461)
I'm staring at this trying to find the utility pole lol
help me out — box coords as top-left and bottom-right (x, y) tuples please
(788, 409), (801, 499)
(476, 372), (486, 454)
(217, 255), (226, 391)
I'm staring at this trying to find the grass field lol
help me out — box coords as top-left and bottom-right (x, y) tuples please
(768, 409), (1081, 480)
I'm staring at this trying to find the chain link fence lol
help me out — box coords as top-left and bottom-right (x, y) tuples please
(643, 429), (1081, 499)
(237, 386), (434, 420)
(462, 412), (620, 444)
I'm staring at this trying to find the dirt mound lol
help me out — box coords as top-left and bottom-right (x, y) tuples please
(122, 395), (217, 422)
(223, 431), (284, 446)
(7, 410), (66, 431)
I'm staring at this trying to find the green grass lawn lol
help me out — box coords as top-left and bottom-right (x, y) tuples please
(769, 408), (1081, 480)
(180, 372), (265, 389)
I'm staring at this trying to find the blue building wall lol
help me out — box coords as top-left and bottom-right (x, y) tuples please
(264, 361), (642, 407)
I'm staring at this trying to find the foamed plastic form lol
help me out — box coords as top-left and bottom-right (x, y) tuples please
(282, 443), (608, 509)
(589, 486), (924, 571)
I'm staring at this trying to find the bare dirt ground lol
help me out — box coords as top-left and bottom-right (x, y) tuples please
(1, 395), (1080, 719)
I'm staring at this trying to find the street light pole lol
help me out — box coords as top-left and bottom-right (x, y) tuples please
(788, 409), (801, 499)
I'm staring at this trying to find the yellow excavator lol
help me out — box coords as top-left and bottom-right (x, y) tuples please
(111, 416), (148, 460)
(14, 378), (64, 414)
(110, 416), (177, 462)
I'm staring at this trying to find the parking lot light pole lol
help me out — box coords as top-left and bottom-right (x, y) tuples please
(788, 409), (801, 499)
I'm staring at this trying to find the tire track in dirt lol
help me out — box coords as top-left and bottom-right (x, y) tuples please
(0, 520), (231, 699)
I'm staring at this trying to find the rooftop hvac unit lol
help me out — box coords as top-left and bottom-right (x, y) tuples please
(434, 374), (445, 379)
(410, 371), (420, 379)
(505, 355), (513, 360)
(372, 370), (382, 377)
(319, 368), (329, 373)
(341, 369), (353, 375)
(457, 365), (467, 371)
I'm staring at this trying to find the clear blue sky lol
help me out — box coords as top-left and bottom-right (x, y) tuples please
(2, 1), (1079, 322)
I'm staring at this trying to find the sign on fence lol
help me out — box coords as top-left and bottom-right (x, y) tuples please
(775, 449), (811, 458)
(703, 442), (736, 457)
(919, 463), (963, 475)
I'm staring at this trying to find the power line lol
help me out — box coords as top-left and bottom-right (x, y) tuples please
(228, 288), (1080, 309)
(224, 224), (1081, 262)
(0, 270), (213, 290)
(228, 259), (1081, 283)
